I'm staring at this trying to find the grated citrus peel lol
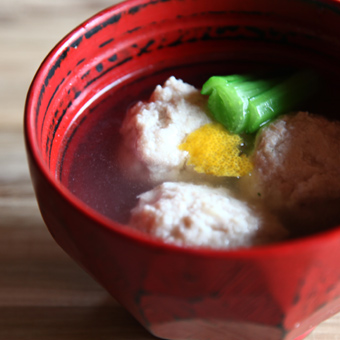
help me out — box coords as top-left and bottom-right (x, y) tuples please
(179, 122), (253, 177)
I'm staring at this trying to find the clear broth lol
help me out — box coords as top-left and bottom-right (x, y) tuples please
(58, 61), (340, 235)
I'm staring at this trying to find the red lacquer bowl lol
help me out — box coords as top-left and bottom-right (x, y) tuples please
(24, 1), (340, 339)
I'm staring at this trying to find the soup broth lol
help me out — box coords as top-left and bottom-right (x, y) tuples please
(58, 61), (340, 235)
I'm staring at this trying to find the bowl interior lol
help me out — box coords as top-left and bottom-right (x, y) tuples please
(26, 0), (340, 235)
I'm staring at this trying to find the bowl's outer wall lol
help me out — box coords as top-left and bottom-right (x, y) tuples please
(25, 0), (340, 339)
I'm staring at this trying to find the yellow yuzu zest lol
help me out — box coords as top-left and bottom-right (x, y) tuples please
(179, 122), (253, 177)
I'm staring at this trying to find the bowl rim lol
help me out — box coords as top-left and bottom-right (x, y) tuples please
(24, 0), (340, 259)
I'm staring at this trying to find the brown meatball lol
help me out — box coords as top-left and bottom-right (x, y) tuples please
(241, 111), (340, 235)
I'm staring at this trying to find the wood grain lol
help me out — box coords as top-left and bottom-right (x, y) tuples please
(0, 1), (339, 339)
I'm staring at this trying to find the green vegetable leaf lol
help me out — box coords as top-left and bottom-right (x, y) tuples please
(201, 70), (318, 134)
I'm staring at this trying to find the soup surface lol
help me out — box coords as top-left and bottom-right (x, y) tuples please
(58, 61), (340, 238)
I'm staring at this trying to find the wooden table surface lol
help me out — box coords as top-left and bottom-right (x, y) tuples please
(0, 1), (339, 339)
